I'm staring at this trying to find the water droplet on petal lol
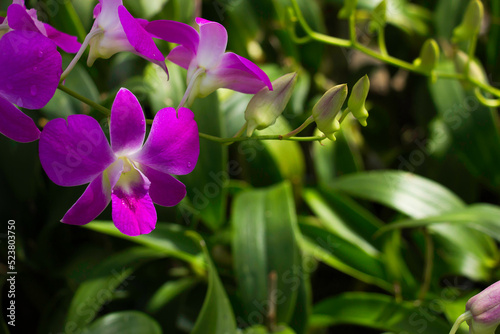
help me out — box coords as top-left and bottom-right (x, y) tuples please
(187, 162), (192, 168)
(38, 50), (44, 58)
(30, 85), (37, 96)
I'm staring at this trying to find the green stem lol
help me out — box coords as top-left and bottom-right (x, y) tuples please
(378, 26), (388, 56)
(464, 34), (478, 82)
(338, 108), (351, 124)
(449, 311), (472, 334)
(178, 68), (204, 109)
(283, 115), (314, 138)
(233, 123), (247, 138)
(289, 0), (500, 99)
(57, 84), (111, 116)
(289, 0), (351, 47)
(417, 228), (433, 303)
(60, 28), (102, 81)
(198, 132), (326, 144)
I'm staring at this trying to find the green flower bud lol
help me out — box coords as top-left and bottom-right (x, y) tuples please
(454, 50), (488, 85)
(452, 0), (484, 43)
(347, 75), (370, 127)
(245, 73), (297, 136)
(413, 39), (440, 72)
(312, 84), (348, 141)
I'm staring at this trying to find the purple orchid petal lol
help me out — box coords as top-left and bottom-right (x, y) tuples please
(195, 17), (227, 69)
(146, 20), (199, 54)
(213, 52), (272, 93)
(39, 115), (115, 187)
(111, 167), (156, 236)
(93, 3), (102, 18)
(110, 88), (146, 156)
(118, 6), (165, 64)
(43, 23), (81, 53)
(0, 30), (62, 110)
(0, 17), (5, 24)
(132, 107), (199, 176)
(7, 4), (39, 32)
(140, 165), (186, 207)
(167, 45), (194, 69)
(0, 96), (40, 142)
(62, 159), (123, 225)
(136, 18), (148, 28)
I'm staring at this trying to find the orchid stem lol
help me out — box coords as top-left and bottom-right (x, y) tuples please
(198, 132), (327, 144)
(417, 228), (433, 303)
(178, 68), (204, 109)
(449, 311), (472, 334)
(283, 115), (314, 138)
(61, 28), (102, 81)
(289, 0), (500, 100)
(338, 108), (351, 124)
(233, 123), (247, 138)
(57, 84), (111, 116)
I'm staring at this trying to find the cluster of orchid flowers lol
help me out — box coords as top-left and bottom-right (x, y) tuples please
(0, 0), (369, 237)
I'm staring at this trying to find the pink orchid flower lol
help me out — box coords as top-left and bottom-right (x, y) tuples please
(146, 18), (272, 106)
(39, 88), (199, 236)
(62, 0), (166, 79)
(2, 0), (81, 53)
(0, 30), (62, 142)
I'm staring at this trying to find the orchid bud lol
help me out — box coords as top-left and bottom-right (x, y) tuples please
(454, 50), (488, 85)
(312, 84), (347, 141)
(413, 39), (439, 72)
(450, 281), (500, 334)
(347, 75), (370, 127)
(245, 73), (297, 136)
(452, 0), (484, 43)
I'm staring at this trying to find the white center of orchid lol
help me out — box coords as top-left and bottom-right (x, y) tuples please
(113, 156), (142, 194)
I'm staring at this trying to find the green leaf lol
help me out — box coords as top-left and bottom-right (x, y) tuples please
(303, 189), (379, 255)
(288, 271), (311, 334)
(329, 171), (497, 281)
(84, 221), (202, 267)
(257, 116), (306, 184)
(181, 93), (228, 230)
(311, 292), (450, 333)
(65, 247), (165, 330)
(312, 122), (364, 186)
(299, 223), (391, 291)
(429, 61), (500, 188)
(232, 182), (301, 325)
(146, 277), (199, 313)
(190, 234), (237, 334)
(85, 311), (162, 334)
(329, 170), (465, 218)
(380, 204), (500, 241)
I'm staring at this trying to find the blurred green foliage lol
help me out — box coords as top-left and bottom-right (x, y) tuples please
(2, 0), (500, 333)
